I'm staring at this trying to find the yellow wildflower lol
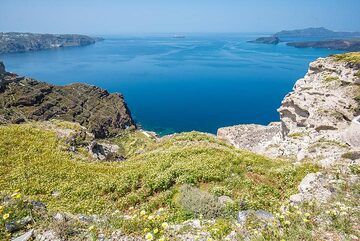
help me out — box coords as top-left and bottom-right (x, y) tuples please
(3, 213), (10, 220)
(140, 210), (146, 216)
(296, 211), (302, 215)
(284, 220), (291, 226)
(161, 222), (169, 229)
(145, 233), (154, 241)
(148, 215), (154, 220)
(88, 225), (95, 231)
(144, 228), (150, 233)
(303, 218), (309, 223)
(154, 228), (159, 234)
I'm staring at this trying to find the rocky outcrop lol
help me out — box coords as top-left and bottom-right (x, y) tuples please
(218, 53), (360, 165)
(217, 122), (281, 153)
(0, 65), (135, 138)
(0, 32), (102, 54)
(247, 36), (280, 45)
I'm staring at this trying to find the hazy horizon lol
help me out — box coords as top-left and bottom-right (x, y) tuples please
(1, 0), (359, 35)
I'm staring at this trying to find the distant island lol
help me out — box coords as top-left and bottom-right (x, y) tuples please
(247, 36), (280, 45)
(249, 27), (360, 51)
(0, 32), (103, 54)
(274, 27), (360, 38)
(287, 39), (360, 51)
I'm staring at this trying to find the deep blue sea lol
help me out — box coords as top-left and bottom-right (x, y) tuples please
(0, 33), (342, 135)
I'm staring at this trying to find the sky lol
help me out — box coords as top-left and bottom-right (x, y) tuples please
(1, 0), (359, 34)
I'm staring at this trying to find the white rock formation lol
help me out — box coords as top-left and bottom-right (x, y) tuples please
(218, 56), (360, 165)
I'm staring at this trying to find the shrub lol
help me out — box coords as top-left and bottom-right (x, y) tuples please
(178, 185), (225, 219)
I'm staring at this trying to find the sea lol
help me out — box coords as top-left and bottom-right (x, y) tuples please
(0, 33), (342, 135)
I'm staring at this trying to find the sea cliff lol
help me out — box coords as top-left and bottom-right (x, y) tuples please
(0, 32), (102, 54)
(0, 64), (134, 138)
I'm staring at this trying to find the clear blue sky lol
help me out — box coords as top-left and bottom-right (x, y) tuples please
(1, 0), (359, 34)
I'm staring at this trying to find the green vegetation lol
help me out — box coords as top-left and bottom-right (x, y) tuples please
(288, 132), (308, 139)
(0, 123), (318, 239)
(324, 76), (339, 83)
(355, 70), (360, 78)
(332, 52), (360, 64)
(112, 130), (156, 158)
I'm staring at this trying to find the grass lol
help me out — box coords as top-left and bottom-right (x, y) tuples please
(332, 52), (360, 64)
(0, 123), (319, 236)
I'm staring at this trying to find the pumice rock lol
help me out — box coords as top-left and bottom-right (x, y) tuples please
(218, 55), (360, 162)
(344, 115), (360, 147)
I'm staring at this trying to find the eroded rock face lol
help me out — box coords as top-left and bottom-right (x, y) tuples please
(0, 71), (135, 138)
(218, 56), (360, 163)
(279, 57), (359, 136)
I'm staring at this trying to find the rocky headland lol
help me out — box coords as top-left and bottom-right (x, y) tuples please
(0, 32), (103, 54)
(0, 63), (134, 138)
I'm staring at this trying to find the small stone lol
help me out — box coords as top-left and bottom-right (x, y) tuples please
(51, 190), (61, 197)
(53, 213), (65, 222)
(218, 196), (234, 206)
(35, 230), (61, 241)
(30, 200), (46, 210)
(11, 229), (34, 241)
(237, 210), (251, 225)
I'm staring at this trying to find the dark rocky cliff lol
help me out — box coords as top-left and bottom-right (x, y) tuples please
(0, 64), (135, 138)
(0, 32), (101, 54)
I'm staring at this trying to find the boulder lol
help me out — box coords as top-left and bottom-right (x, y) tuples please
(344, 116), (360, 147)
(11, 229), (34, 241)
(217, 123), (281, 153)
(88, 141), (124, 161)
(290, 172), (334, 204)
(237, 210), (275, 226)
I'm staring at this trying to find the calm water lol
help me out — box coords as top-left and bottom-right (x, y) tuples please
(0, 33), (342, 135)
